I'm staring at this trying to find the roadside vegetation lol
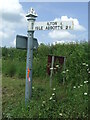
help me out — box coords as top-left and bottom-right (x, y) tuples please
(2, 42), (89, 119)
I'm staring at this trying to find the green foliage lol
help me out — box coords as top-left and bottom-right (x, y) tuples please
(17, 62), (26, 78)
(2, 76), (88, 119)
(2, 43), (89, 83)
(2, 60), (16, 77)
(2, 47), (8, 59)
(2, 42), (89, 118)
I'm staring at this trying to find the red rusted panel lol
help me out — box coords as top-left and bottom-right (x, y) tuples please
(47, 55), (65, 75)
(47, 55), (52, 75)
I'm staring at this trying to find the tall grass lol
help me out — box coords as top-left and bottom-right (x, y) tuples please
(2, 42), (89, 119)
(2, 42), (88, 85)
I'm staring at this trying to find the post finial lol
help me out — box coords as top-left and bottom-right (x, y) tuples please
(26, 7), (38, 18)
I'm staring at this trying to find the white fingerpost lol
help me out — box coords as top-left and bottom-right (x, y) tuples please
(16, 7), (74, 105)
(25, 8), (38, 104)
(63, 57), (66, 85)
(50, 56), (54, 88)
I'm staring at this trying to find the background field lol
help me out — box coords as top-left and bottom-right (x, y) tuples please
(2, 42), (89, 119)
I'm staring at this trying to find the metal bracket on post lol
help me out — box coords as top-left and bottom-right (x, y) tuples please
(16, 35), (38, 50)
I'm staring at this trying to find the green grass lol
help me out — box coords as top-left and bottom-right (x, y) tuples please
(2, 43), (89, 119)
(2, 75), (88, 119)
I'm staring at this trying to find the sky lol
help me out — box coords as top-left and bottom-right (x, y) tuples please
(0, 0), (88, 47)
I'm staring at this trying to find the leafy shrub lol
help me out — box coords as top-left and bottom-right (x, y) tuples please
(5, 60), (16, 77)
(2, 42), (88, 82)
(17, 62), (26, 78)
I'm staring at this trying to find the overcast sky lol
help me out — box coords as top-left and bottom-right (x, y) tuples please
(0, 0), (88, 47)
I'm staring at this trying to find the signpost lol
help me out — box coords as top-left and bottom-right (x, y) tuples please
(25, 8), (38, 104)
(16, 7), (74, 104)
(28, 20), (74, 31)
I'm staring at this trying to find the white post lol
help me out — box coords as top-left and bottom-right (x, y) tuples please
(25, 8), (37, 104)
(63, 57), (66, 85)
(50, 56), (54, 88)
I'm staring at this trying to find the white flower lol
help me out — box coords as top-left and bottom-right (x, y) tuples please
(66, 69), (69, 72)
(53, 88), (56, 91)
(52, 93), (55, 96)
(59, 113), (63, 116)
(82, 63), (86, 65)
(49, 97), (52, 100)
(62, 71), (65, 74)
(80, 84), (83, 87)
(88, 71), (90, 74)
(42, 104), (44, 107)
(78, 86), (80, 88)
(42, 101), (45, 104)
(84, 81), (88, 84)
(56, 65), (59, 67)
(73, 86), (76, 89)
(86, 64), (88, 67)
(84, 93), (87, 95)
(50, 68), (53, 70)
(32, 86), (34, 89)
(87, 68), (89, 71)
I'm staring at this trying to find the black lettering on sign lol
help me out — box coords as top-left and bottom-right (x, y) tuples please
(45, 26), (49, 30)
(50, 26), (53, 30)
(66, 26), (68, 29)
(47, 22), (57, 26)
(60, 22), (63, 25)
(61, 26), (63, 29)
(35, 26), (43, 30)
(35, 26), (38, 30)
(47, 22), (49, 25)
(41, 26), (43, 30)
(58, 26), (60, 29)
(69, 26), (71, 29)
